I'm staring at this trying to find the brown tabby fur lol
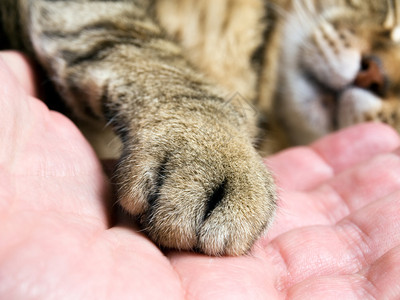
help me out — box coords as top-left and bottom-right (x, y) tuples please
(1, 0), (400, 255)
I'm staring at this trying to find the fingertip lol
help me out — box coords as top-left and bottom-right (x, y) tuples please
(312, 123), (400, 173)
(265, 146), (333, 191)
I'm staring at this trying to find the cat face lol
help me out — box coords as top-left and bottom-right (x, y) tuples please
(277, 0), (400, 144)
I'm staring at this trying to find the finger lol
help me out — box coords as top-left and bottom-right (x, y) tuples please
(265, 146), (333, 191)
(326, 151), (400, 213)
(0, 51), (38, 97)
(265, 150), (400, 239)
(264, 191), (400, 292)
(307, 150), (400, 223)
(266, 123), (400, 192)
(312, 122), (400, 174)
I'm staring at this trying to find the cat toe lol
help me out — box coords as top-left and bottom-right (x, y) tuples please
(117, 138), (277, 256)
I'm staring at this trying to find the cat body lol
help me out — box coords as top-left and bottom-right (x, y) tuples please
(1, 0), (399, 255)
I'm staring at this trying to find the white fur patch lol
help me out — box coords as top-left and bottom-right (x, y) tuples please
(338, 88), (382, 128)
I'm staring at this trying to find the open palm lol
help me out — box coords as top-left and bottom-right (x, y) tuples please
(1, 52), (399, 299)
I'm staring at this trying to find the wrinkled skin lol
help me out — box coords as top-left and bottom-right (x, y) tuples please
(1, 51), (400, 299)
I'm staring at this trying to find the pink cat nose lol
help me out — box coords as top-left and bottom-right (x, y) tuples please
(354, 56), (387, 97)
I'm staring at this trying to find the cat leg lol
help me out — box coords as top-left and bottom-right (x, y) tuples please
(24, 0), (276, 255)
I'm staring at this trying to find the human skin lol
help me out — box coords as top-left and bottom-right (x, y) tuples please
(0, 51), (399, 299)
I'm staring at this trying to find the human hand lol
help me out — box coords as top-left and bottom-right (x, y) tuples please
(1, 51), (399, 299)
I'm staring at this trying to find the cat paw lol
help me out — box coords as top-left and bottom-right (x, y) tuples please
(116, 125), (276, 256)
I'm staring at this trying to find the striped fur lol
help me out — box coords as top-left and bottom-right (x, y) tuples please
(1, 0), (400, 255)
